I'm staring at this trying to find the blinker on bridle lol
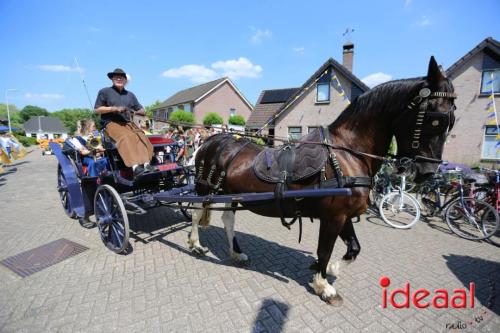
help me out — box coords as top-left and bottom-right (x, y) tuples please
(407, 87), (457, 151)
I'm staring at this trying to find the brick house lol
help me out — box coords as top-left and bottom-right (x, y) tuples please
(247, 43), (369, 144)
(443, 37), (500, 164)
(152, 77), (252, 130)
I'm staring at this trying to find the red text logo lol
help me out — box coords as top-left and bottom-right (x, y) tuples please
(380, 276), (475, 309)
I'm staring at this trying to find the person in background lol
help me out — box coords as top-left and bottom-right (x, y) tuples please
(64, 121), (108, 177)
(185, 129), (194, 160)
(175, 131), (186, 164)
(194, 127), (202, 150)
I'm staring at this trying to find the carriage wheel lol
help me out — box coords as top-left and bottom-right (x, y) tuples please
(94, 184), (130, 254)
(57, 164), (77, 219)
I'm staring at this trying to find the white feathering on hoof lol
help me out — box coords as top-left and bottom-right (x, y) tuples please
(311, 273), (337, 298)
(327, 261), (341, 276)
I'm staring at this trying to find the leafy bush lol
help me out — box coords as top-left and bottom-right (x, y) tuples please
(169, 110), (195, 124)
(388, 136), (397, 155)
(252, 137), (266, 146)
(13, 134), (37, 146)
(203, 112), (223, 126)
(228, 115), (245, 126)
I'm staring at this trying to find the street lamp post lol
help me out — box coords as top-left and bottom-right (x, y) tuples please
(5, 89), (18, 133)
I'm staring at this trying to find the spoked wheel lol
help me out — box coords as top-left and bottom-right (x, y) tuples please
(445, 198), (500, 240)
(379, 192), (421, 229)
(57, 165), (77, 219)
(94, 184), (130, 254)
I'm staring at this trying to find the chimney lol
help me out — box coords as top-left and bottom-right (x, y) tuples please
(342, 42), (354, 72)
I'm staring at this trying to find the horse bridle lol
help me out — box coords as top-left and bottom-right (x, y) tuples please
(397, 86), (457, 160)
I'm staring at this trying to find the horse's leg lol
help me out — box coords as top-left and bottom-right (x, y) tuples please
(222, 203), (248, 262)
(188, 203), (209, 255)
(327, 218), (361, 276)
(312, 217), (345, 306)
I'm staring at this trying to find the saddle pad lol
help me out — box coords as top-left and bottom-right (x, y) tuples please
(253, 143), (328, 183)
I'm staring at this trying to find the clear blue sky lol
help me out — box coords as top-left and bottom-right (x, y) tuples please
(0, 0), (498, 112)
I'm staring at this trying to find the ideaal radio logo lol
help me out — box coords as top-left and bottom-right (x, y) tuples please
(379, 276), (496, 330)
(379, 276), (475, 309)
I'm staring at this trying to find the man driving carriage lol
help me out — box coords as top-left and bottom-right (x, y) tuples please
(94, 68), (154, 177)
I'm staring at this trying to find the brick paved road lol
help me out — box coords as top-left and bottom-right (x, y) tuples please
(0, 149), (499, 332)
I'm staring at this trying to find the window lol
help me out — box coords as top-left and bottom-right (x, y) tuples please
(316, 83), (330, 102)
(288, 127), (302, 140)
(481, 126), (500, 160)
(184, 104), (192, 112)
(54, 134), (61, 138)
(177, 104), (184, 111)
(230, 108), (236, 117)
(481, 69), (500, 94)
(308, 126), (319, 134)
(30, 133), (37, 138)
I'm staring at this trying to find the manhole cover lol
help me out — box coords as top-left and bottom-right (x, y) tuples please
(1, 238), (89, 277)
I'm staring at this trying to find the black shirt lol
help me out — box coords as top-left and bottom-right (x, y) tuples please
(94, 86), (143, 128)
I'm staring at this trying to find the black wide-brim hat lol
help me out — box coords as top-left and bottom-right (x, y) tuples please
(107, 68), (127, 79)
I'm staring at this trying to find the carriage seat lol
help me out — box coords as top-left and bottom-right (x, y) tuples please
(252, 140), (328, 183)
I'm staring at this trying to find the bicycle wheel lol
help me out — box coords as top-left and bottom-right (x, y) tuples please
(445, 198), (500, 240)
(379, 192), (421, 229)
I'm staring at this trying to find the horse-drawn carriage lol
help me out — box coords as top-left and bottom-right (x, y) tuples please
(52, 57), (464, 305)
(51, 131), (352, 254)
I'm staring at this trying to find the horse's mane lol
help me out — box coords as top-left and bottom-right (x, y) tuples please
(330, 77), (425, 129)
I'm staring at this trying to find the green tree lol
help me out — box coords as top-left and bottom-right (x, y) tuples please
(203, 112), (223, 126)
(169, 110), (195, 124)
(145, 100), (162, 118)
(51, 108), (96, 134)
(228, 115), (246, 126)
(19, 105), (49, 122)
(0, 103), (23, 129)
(388, 136), (397, 155)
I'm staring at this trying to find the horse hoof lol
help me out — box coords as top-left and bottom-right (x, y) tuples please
(324, 294), (343, 307)
(231, 252), (249, 264)
(192, 246), (209, 255)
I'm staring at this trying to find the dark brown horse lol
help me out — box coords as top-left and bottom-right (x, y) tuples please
(187, 57), (456, 305)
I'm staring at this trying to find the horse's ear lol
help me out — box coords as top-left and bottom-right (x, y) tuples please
(427, 56), (444, 86)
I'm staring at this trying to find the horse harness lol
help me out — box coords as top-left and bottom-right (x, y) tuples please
(403, 87), (457, 155)
(194, 87), (456, 242)
(195, 129), (371, 243)
(263, 127), (372, 242)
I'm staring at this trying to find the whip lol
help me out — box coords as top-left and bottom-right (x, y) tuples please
(74, 57), (94, 110)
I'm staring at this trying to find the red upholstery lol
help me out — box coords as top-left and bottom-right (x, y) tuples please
(148, 135), (175, 145)
(157, 163), (179, 171)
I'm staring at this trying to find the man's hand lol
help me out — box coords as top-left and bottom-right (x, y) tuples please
(115, 106), (127, 113)
(135, 108), (146, 116)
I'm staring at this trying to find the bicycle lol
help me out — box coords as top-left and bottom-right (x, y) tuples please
(377, 158), (421, 229)
(418, 169), (499, 240)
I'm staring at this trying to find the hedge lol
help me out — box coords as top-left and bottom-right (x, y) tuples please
(203, 112), (223, 125)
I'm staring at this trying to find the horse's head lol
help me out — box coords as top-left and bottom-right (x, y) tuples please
(393, 56), (456, 183)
